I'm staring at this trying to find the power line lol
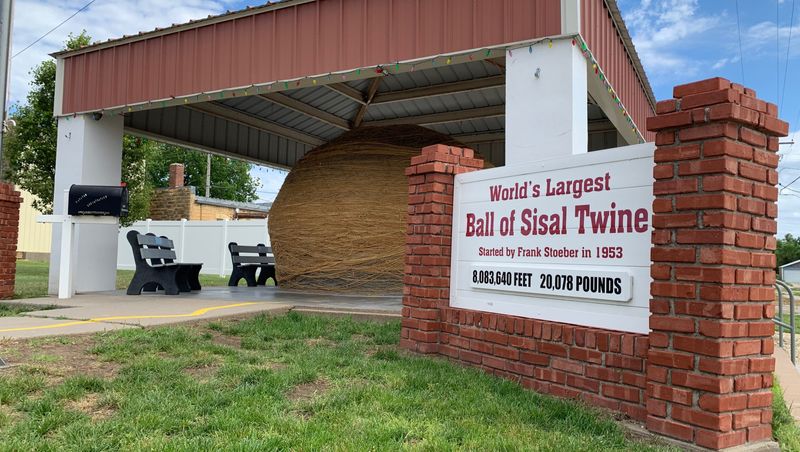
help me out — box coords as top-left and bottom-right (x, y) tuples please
(780, 0), (797, 112)
(735, 0), (746, 85)
(11, 0), (98, 59)
(778, 0), (781, 107)
(781, 174), (800, 192)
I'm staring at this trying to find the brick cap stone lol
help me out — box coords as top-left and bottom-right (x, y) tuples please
(405, 144), (484, 176)
(649, 77), (788, 138)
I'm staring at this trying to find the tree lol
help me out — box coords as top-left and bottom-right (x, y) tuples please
(776, 234), (800, 270)
(3, 32), (90, 213)
(122, 136), (156, 222)
(3, 32), (259, 224)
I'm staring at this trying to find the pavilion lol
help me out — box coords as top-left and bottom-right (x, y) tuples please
(47, 0), (655, 294)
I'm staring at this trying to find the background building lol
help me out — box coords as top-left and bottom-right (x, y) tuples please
(15, 187), (51, 261)
(149, 163), (270, 221)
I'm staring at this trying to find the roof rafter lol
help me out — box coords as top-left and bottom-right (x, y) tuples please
(363, 105), (505, 127)
(371, 75), (505, 105)
(352, 77), (383, 128)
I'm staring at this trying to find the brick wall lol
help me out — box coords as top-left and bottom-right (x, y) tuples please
(401, 144), (483, 353)
(401, 78), (787, 450)
(438, 308), (650, 421)
(150, 187), (265, 221)
(645, 78), (787, 449)
(149, 186), (194, 220)
(401, 144), (652, 421)
(0, 182), (22, 300)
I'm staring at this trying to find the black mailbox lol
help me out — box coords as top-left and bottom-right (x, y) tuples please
(68, 185), (129, 217)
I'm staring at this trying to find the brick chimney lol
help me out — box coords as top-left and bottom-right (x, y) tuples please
(168, 163), (185, 188)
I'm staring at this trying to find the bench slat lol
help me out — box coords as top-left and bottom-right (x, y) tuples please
(232, 255), (275, 264)
(141, 248), (178, 260)
(137, 235), (175, 249)
(231, 245), (271, 254)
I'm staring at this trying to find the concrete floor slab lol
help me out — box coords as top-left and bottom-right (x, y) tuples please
(0, 287), (401, 340)
(0, 316), (134, 339)
(774, 346), (800, 421)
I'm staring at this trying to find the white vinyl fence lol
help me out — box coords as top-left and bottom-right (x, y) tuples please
(118, 219), (270, 276)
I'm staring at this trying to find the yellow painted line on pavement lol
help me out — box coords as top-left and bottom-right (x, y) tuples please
(0, 302), (259, 333)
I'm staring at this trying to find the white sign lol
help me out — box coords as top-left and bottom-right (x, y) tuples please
(450, 143), (655, 334)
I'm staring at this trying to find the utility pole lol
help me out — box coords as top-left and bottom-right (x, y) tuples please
(205, 153), (211, 197)
(0, 0), (14, 179)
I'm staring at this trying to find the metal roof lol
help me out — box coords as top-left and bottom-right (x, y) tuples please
(122, 55), (626, 170)
(605, 0), (656, 108)
(53, 0), (654, 169)
(123, 58), (509, 168)
(52, 0), (305, 58)
(195, 196), (271, 213)
(55, 0), (562, 115)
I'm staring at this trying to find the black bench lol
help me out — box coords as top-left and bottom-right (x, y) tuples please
(126, 231), (203, 295)
(228, 242), (277, 287)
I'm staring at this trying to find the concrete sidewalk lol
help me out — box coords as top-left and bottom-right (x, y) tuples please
(0, 287), (401, 340)
(775, 345), (800, 421)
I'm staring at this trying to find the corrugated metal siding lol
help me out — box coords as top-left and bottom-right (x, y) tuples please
(125, 106), (313, 167)
(471, 141), (506, 167)
(61, 0), (560, 114)
(782, 268), (800, 284)
(16, 187), (52, 254)
(581, 0), (654, 141)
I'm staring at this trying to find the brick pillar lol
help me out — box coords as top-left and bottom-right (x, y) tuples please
(400, 144), (484, 354)
(646, 77), (788, 450)
(168, 163), (185, 188)
(0, 182), (22, 300)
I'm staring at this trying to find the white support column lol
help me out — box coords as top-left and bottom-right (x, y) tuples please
(504, 38), (588, 164)
(48, 114), (124, 294)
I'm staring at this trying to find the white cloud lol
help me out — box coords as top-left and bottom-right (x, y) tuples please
(746, 20), (800, 52)
(622, 0), (721, 76)
(9, 0), (240, 107)
(711, 56), (739, 70)
(8, 0), (287, 200)
(250, 165), (287, 202)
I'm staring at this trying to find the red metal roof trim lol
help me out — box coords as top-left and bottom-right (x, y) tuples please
(581, 0), (655, 141)
(60, 0), (561, 115)
(53, 0), (303, 58)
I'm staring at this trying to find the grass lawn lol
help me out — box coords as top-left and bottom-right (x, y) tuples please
(0, 304), (58, 318)
(13, 260), (231, 300)
(773, 379), (800, 451)
(0, 313), (674, 451)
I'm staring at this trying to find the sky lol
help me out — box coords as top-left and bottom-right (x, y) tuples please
(6, 0), (800, 228)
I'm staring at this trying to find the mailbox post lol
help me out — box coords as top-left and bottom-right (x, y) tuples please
(39, 185), (128, 299)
